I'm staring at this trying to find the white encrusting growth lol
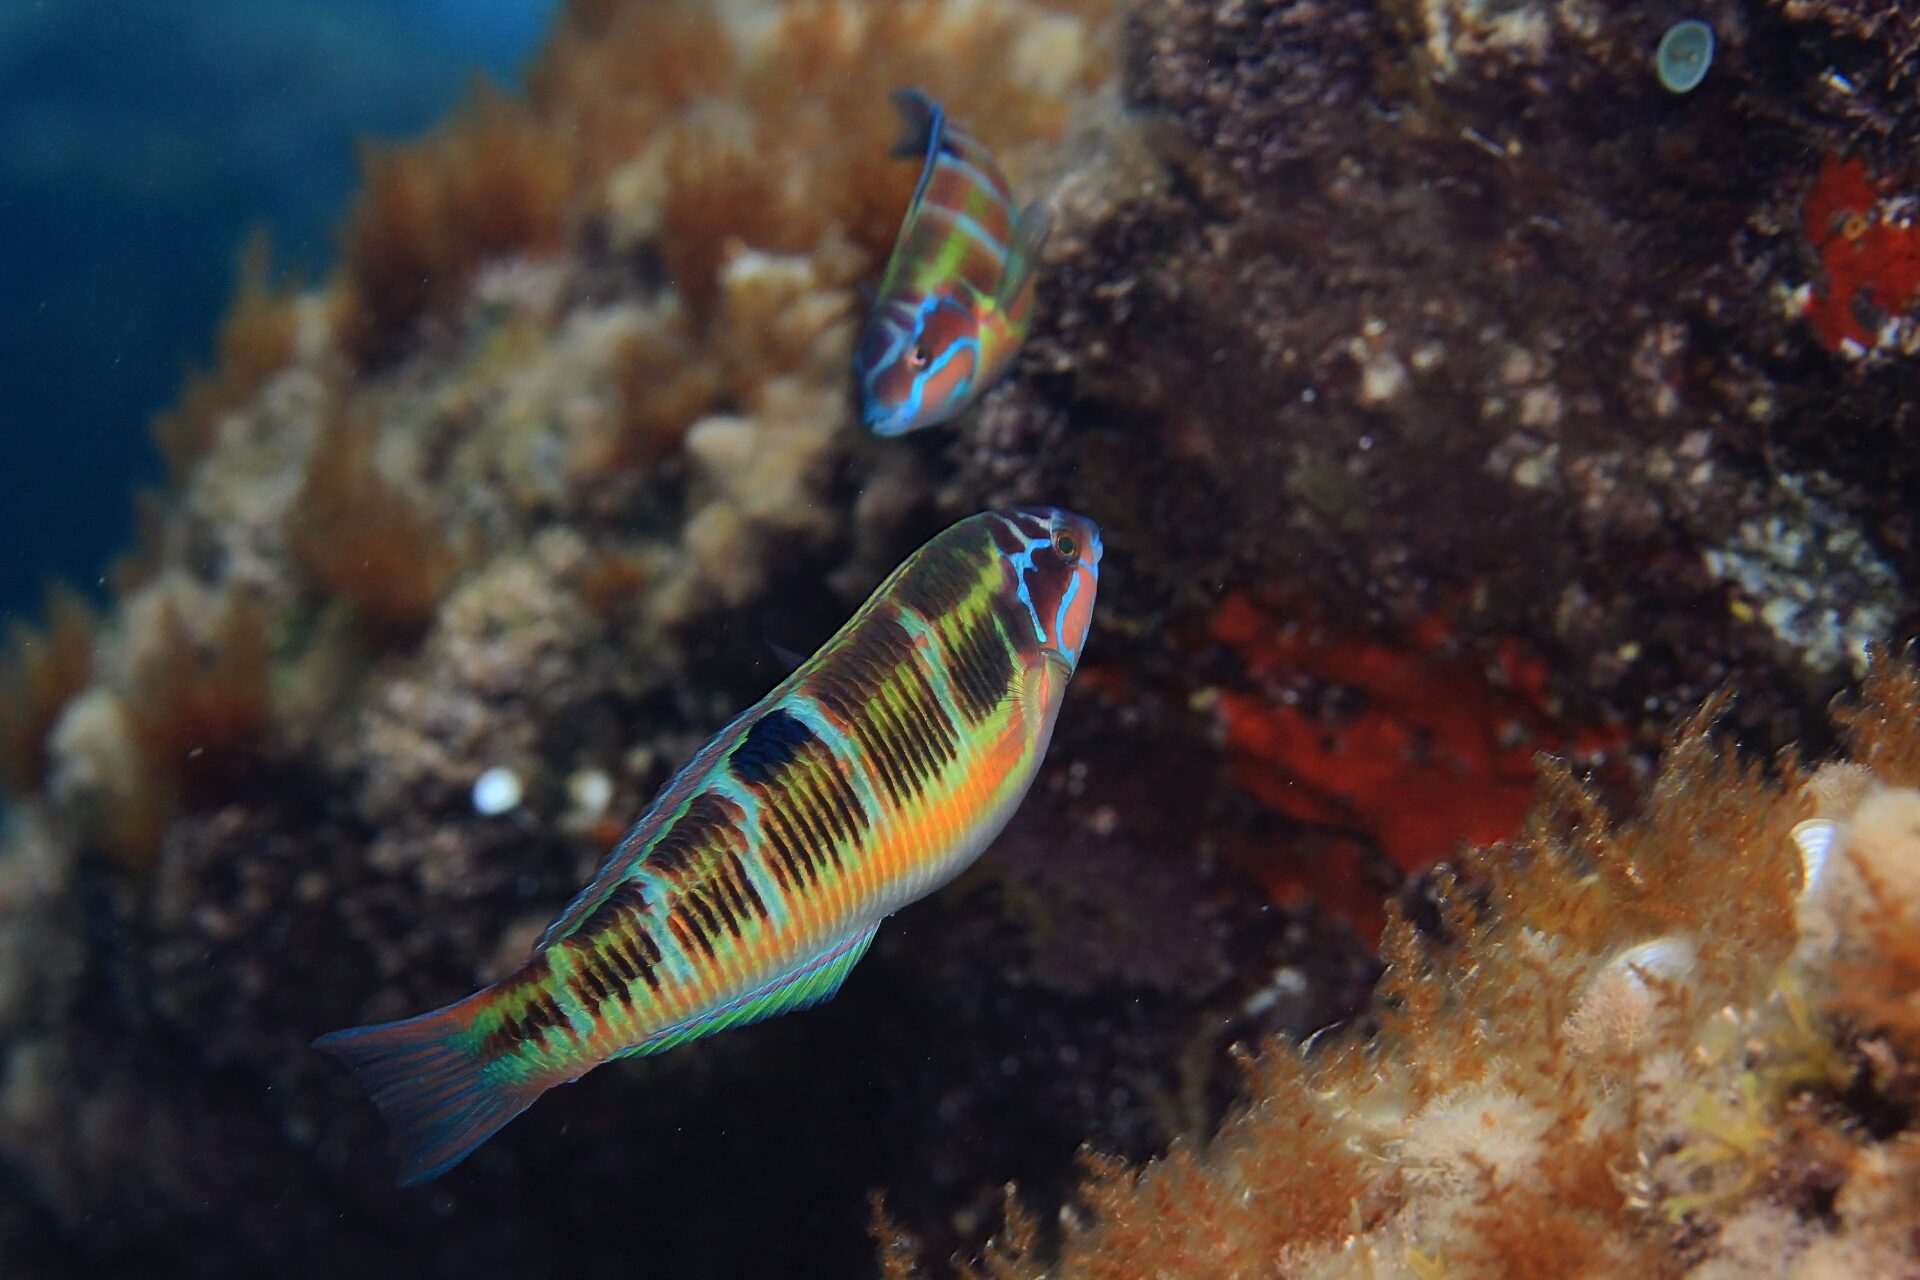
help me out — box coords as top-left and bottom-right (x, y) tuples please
(1700, 475), (1899, 677)
(1564, 935), (1697, 1058)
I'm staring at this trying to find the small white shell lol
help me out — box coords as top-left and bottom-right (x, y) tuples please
(1610, 937), (1695, 985)
(472, 766), (525, 817)
(1791, 818), (1841, 900)
(1564, 936), (1696, 1056)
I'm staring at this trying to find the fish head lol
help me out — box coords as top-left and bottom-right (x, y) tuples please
(990, 506), (1103, 673)
(857, 293), (983, 436)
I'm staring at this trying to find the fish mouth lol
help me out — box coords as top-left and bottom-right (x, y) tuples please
(861, 399), (906, 436)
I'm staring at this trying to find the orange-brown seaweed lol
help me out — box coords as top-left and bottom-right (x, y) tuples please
(152, 234), (302, 482)
(599, 312), (722, 475)
(891, 659), (1920, 1278)
(0, 586), (98, 796)
(106, 594), (274, 867)
(289, 411), (461, 636)
(334, 83), (571, 368)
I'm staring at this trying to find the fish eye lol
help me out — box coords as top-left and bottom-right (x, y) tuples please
(1052, 531), (1078, 562)
(909, 345), (930, 369)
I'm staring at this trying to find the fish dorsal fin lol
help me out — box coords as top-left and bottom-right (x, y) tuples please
(890, 88), (947, 215)
(533, 827), (661, 953)
(532, 709), (759, 952)
(994, 198), (1054, 310)
(615, 922), (881, 1059)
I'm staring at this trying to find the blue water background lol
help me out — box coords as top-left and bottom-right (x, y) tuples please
(0, 0), (557, 625)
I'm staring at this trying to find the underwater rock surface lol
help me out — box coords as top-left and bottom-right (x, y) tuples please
(1, 0), (1917, 1276)
(881, 664), (1920, 1278)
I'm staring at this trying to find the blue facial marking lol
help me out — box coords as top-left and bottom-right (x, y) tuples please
(889, 294), (979, 427)
(899, 338), (979, 424)
(1052, 570), (1082, 661)
(1004, 538), (1047, 644)
(862, 291), (989, 432)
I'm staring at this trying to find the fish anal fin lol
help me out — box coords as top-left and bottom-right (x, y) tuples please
(995, 198), (1055, 310)
(619, 923), (880, 1059)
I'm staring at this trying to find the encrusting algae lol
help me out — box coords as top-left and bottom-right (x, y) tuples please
(877, 658), (1920, 1279)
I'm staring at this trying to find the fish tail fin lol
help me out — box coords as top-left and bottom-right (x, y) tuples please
(888, 87), (943, 159)
(312, 991), (541, 1186)
(996, 198), (1055, 313)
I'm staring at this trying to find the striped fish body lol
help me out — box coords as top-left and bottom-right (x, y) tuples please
(857, 89), (1052, 436)
(314, 507), (1103, 1184)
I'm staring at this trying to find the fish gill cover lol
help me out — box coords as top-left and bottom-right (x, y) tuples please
(0, 0), (1918, 1277)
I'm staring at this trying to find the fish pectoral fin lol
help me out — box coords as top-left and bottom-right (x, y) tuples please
(617, 923), (882, 1060)
(765, 637), (808, 673)
(1018, 651), (1068, 726)
(994, 198), (1055, 310)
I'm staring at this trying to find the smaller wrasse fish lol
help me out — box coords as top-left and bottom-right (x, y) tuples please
(857, 89), (1052, 436)
(314, 507), (1102, 1184)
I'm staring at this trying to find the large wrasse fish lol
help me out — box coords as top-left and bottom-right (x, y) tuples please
(856, 89), (1052, 436)
(314, 507), (1103, 1184)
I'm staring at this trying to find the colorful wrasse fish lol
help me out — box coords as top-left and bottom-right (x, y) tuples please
(856, 89), (1052, 436)
(314, 507), (1103, 1184)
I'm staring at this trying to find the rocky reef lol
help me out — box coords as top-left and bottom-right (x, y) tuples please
(1, 0), (1917, 1276)
(880, 661), (1920, 1277)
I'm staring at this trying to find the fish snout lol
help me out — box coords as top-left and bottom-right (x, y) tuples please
(863, 397), (913, 436)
